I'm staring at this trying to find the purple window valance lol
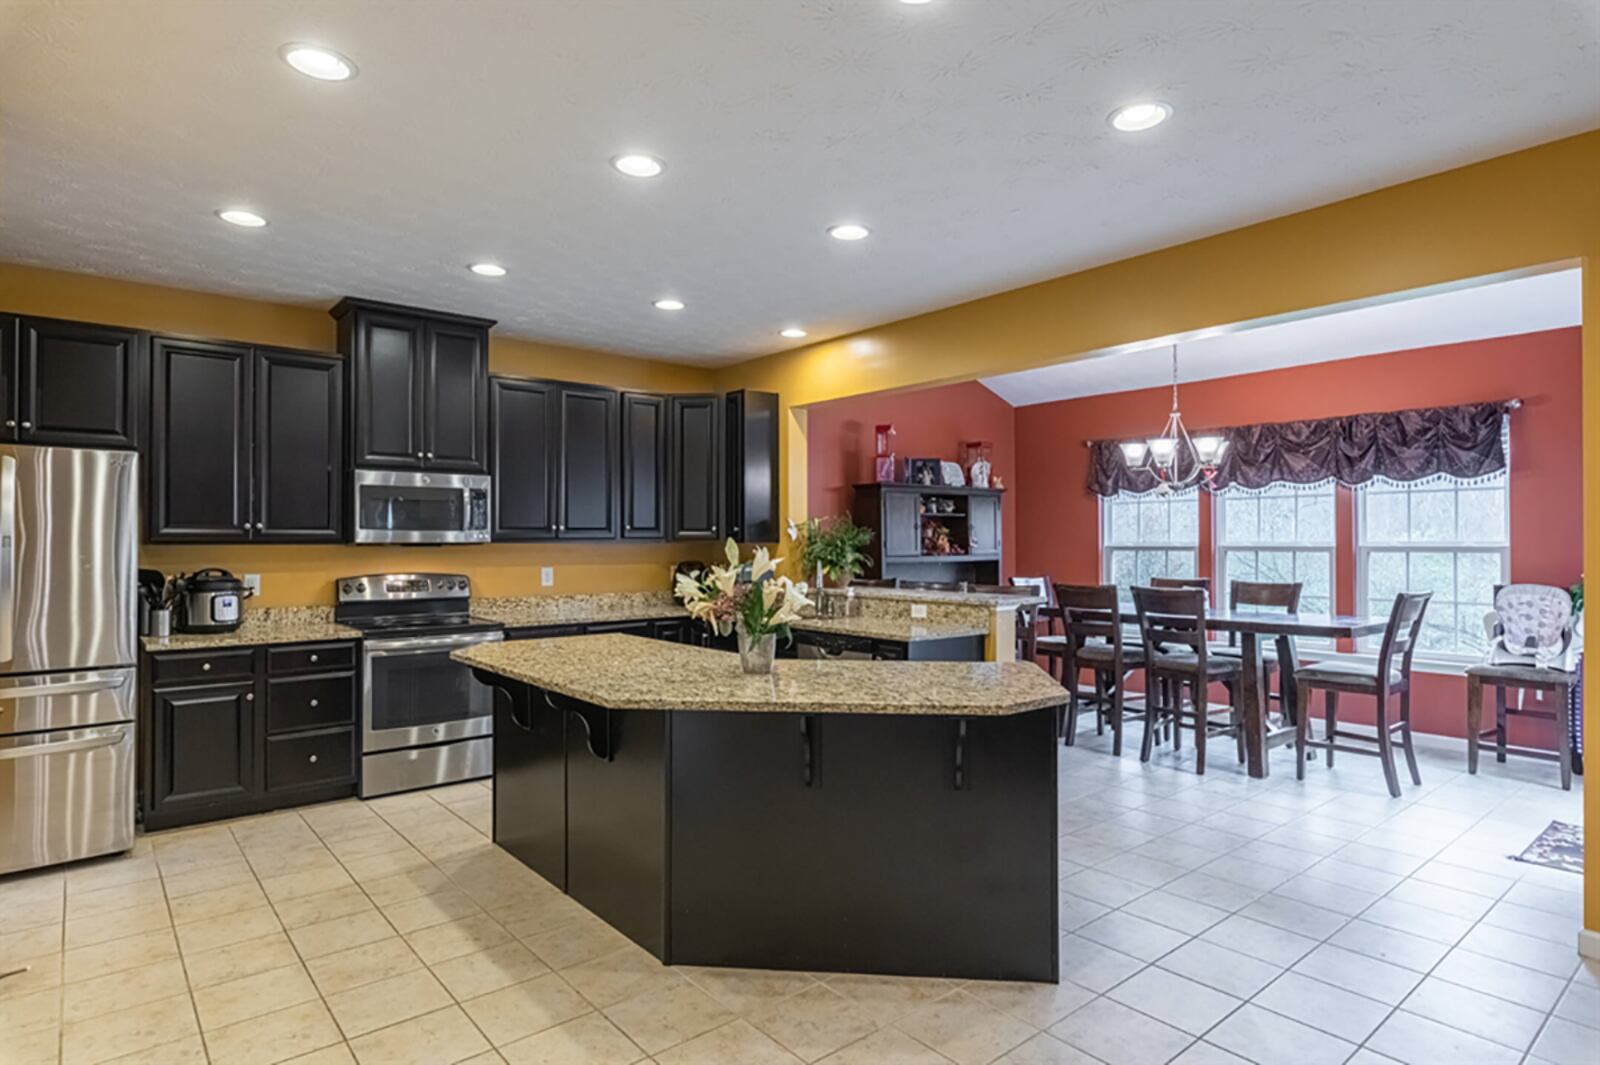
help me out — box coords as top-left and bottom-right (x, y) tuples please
(1086, 401), (1509, 497)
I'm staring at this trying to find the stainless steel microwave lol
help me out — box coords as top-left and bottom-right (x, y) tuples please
(351, 469), (490, 544)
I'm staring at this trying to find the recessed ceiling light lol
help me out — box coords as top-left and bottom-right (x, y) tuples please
(1108, 101), (1171, 133)
(899, 0), (934, 5)
(279, 43), (357, 81)
(653, 298), (685, 311)
(827, 223), (870, 241)
(216, 208), (268, 228)
(611, 154), (665, 178)
(780, 327), (808, 339)
(468, 263), (507, 277)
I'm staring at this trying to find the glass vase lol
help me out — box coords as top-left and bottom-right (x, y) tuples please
(736, 623), (777, 675)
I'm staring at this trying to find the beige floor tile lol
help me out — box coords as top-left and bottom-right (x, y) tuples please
(275, 885), (377, 930)
(560, 946), (683, 1010)
(181, 930), (298, 989)
(653, 1019), (801, 1065)
(6, 891), (66, 933)
(205, 999), (345, 1065)
(60, 990), (198, 1065)
(194, 962), (320, 1031)
(464, 972), (594, 1046)
(492, 891), (588, 940)
(260, 864), (355, 904)
(305, 936), (425, 996)
(63, 927), (179, 984)
(160, 857), (258, 900)
(63, 900), (171, 951)
(101, 1034), (209, 1064)
(327, 967), (454, 1039)
(964, 978), (1096, 1030)
(602, 981), (735, 1055)
(406, 913), (512, 965)
(894, 990), (1035, 1065)
(3, 922), (65, 963)
(62, 957), (188, 1024)
(675, 966), (814, 1016)
(347, 1005), (492, 1065)
(518, 916), (631, 971)
(5, 1024), (61, 1065)
(743, 983), (879, 1062)
(0, 984), (63, 1034)
(359, 867), (456, 908)
(176, 905), (282, 956)
(168, 880), (269, 925)
(820, 1028), (954, 1064)
(498, 1012), (645, 1065)
(821, 973), (959, 1025)
(65, 877), (166, 921)
(0, 951), (63, 1002)
(65, 856), (159, 896)
(290, 911), (397, 961)
(432, 942), (552, 1002)
(283, 1046), (358, 1065)
(342, 848), (435, 884)
(381, 888), (483, 934)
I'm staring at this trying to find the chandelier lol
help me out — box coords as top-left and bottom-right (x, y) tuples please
(1119, 344), (1228, 492)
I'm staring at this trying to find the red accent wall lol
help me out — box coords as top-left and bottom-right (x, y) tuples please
(1014, 327), (1583, 745)
(805, 380), (1018, 578)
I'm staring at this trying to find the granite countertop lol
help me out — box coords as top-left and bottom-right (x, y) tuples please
(844, 586), (1044, 609)
(142, 609), (359, 653)
(474, 592), (688, 628)
(454, 634), (1064, 716)
(790, 616), (990, 642)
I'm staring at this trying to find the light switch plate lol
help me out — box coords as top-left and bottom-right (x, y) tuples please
(243, 573), (262, 596)
(910, 603), (928, 619)
(540, 567), (554, 587)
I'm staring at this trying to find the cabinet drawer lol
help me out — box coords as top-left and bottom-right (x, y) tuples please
(266, 674), (355, 734)
(149, 649), (257, 687)
(266, 729), (355, 792)
(267, 642), (356, 675)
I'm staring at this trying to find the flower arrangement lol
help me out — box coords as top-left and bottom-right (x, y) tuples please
(674, 538), (813, 642)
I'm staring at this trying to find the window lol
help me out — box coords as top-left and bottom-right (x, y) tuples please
(1356, 472), (1509, 658)
(1214, 485), (1337, 638)
(1102, 490), (1199, 601)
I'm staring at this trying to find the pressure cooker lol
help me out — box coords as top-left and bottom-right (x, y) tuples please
(173, 568), (251, 634)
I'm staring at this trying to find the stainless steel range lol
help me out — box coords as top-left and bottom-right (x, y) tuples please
(335, 573), (503, 797)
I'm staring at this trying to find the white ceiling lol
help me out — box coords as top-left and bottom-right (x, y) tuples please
(1, 1), (1596, 365)
(980, 268), (1584, 406)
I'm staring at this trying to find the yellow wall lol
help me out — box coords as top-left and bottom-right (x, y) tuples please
(711, 131), (1600, 937)
(0, 263), (720, 604)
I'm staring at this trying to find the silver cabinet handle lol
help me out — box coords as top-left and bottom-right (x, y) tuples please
(3, 420), (13, 429)
(426, 451), (435, 459)
(201, 662), (211, 672)
(308, 754), (318, 764)
(19, 422), (30, 430)
(310, 698), (319, 707)
(309, 654), (319, 663)
(244, 692), (254, 701)
(416, 451), (424, 459)
(255, 522), (264, 531)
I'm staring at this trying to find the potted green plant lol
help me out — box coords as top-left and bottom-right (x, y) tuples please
(796, 515), (875, 588)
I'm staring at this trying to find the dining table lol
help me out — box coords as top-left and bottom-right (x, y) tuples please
(1113, 606), (1391, 778)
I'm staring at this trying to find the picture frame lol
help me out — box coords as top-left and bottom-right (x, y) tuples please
(939, 461), (966, 487)
(906, 458), (941, 486)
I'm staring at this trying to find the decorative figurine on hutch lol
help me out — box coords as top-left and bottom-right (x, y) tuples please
(964, 441), (993, 488)
(874, 423), (896, 483)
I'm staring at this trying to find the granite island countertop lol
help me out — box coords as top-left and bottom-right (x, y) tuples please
(843, 586), (1044, 609)
(789, 616), (990, 642)
(141, 608), (359, 652)
(454, 633), (1065, 716)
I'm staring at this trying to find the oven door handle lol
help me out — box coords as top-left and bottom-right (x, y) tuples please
(364, 631), (505, 655)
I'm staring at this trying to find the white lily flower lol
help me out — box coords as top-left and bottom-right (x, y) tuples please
(723, 538), (740, 566)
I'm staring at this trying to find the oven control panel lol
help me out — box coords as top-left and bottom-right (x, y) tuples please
(337, 573), (471, 602)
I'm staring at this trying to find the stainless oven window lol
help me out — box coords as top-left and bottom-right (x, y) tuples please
(357, 483), (468, 534)
(367, 644), (493, 732)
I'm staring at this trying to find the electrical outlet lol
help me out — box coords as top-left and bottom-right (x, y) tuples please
(540, 567), (554, 588)
(243, 573), (262, 596)
(910, 603), (928, 619)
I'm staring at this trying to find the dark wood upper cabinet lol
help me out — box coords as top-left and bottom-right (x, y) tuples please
(149, 338), (252, 542)
(490, 376), (557, 541)
(670, 395), (719, 541)
(253, 349), (343, 542)
(149, 339), (342, 543)
(557, 384), (618, 539)
(0, 316), (145, 449)
(332, 298), (492, 472)
(723, 389), (779, 543)
(620, 392), (667, 540)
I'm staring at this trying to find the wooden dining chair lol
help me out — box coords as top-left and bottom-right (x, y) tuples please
(1009, 576), (1060, 671)
(1055, 583), (1143, 754)
(1294, 592), (1431, 798)
(1215, 580), (1303, 726)
(1132, 585), (1244, 774)
(1151, 576), (1212, 598)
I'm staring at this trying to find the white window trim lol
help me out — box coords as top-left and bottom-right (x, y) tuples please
(1352, 476), (1510, 667)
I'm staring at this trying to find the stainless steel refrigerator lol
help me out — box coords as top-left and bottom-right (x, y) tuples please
(0, 445), (138, 875)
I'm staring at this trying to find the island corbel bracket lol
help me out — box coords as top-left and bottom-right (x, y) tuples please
(546, 689), (614, 761)
(953, 717), (969, 790)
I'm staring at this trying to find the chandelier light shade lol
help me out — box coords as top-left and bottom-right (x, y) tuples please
(1120, 344), (1228, 491)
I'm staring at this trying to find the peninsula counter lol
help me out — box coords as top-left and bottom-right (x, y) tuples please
(456, 634), (1067, 982)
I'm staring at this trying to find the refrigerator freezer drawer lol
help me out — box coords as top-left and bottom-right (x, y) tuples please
(0, 668), (134, 737)
(0, 723), (135, 875)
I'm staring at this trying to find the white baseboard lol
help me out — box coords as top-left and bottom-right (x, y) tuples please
(1580, 928), (1600, 961)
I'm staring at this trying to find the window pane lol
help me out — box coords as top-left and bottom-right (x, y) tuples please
(1223, 496), (1259, 544)
(1457, 489), (1507, 544)
(1301, 595), (1330, 615)
(1296, 552), (1331, 599)
(1297, 493), (1335, 543)
(1224, 550), (1258, 586)
(1456, 605), (1490, 656)
(1410, 551), (1456, 600)
(1166, 550), (1195, 577)
(1169, 496), (1199, 544)
(1368, 551), (1407, 606)
(1364, 491), (1408, 543)
(1135, 550), (1164, 586)
(1139, 501), (1170, 542)
(1108, 500), (1139, 545)
(1457, 551), (1503, 606)
(1257, 550), (1295, 585)
(1409, 491), (1455, 542)
(1110, 550), (1138, 588)
(1260, 496), (1297, 544)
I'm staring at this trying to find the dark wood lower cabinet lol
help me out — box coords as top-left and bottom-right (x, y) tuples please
(142, 641), (358, 830)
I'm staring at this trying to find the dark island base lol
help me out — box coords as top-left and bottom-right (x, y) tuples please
(482, 675), (1061, 983)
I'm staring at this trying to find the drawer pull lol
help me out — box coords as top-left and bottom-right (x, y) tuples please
(310, 698), (319, 708)
(201, 662), (211, 672)
(245, 692), (254, 702)
(308, 754), (319, 764)
(309, 654), (319, 663)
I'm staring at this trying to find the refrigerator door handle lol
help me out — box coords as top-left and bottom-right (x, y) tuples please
(0, 727), (127, 761)
(0, 674), (130, 701)
(0, 454), (14, 665)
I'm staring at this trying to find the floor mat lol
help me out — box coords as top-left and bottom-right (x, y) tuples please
(1513, 820), (1583, 874)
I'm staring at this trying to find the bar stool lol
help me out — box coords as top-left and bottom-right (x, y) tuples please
(1010, 576), (1062, 675)
(1054, 583), (1144, 754)
(1132, 585), (1244, 773)
(1294, 592), (1431, 798)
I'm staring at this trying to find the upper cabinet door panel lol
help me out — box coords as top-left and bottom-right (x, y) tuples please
(149, 338), (251, 542)
(351, 311), (423, 468)
(881, 490), (921, 558)
(723, 390), (779, 544)
(254, 349), (343, 542)
(670, 395), (718, 541)
(968, 492), (1001, 558)
(18, 317), (144, 449)
(0, 315), (16, 437)
(423, 321), (488, 472)
(491, 377), (557, 541)
(620, 392), (666, 540)
(558, 385), (618, 539)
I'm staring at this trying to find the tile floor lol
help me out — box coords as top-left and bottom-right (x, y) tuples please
(0, 726), (1592, 1065)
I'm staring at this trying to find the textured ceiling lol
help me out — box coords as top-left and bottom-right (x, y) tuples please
(1, 0), (1596, 365)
